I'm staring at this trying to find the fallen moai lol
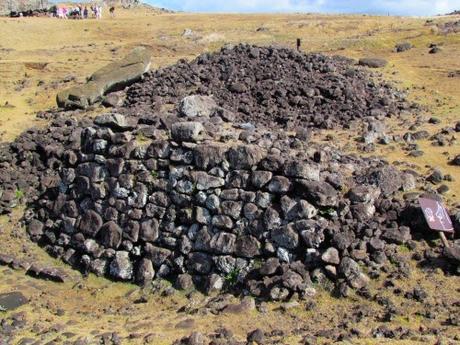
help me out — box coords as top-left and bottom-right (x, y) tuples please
(358, 57), (388, 68)
(56, 46), (151, 110)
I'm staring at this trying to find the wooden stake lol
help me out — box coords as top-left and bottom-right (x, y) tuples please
(439, 232), (450, 248)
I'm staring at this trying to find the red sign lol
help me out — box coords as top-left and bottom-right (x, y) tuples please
(419, 197), (454, 233)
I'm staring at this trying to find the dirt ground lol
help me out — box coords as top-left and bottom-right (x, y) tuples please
(0, 6), (459, 345)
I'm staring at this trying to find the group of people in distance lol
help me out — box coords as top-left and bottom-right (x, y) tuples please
(56, 4), (115, 19)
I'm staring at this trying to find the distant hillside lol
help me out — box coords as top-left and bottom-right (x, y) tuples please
(0, 0), (173, 15)
(51, 0), (172, 11)
(0, 0), (49, 14)
(117, 1), (174, 13)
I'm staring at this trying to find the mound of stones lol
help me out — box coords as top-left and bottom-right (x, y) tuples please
(0, 45), (458, 300)
(123, 44), (412, 130)
(10, 109), (450, 300)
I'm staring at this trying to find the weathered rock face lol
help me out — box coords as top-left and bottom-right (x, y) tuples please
(57, 47), (151, 109)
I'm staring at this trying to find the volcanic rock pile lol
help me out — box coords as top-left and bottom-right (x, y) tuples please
(124, 44), (413, 130)
(0, 44), (457, 300)
(22, 111), (424, 299)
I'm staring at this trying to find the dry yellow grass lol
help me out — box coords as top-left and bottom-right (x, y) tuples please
(0, 7), (459, 344)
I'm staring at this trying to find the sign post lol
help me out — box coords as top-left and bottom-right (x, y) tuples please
(419, 197), (454, 247)
(296, 38), (301, 51)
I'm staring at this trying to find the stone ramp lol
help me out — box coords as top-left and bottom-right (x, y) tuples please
(56, 46), (151, 109)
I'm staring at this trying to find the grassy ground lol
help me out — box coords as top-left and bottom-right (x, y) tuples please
(0, 6), (459, 344)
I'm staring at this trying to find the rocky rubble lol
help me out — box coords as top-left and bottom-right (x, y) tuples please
(11, 110), (457, 300)
(0, 253), (67, 283)
(0, 45), (458, 302)
(124, 44), (412, 130)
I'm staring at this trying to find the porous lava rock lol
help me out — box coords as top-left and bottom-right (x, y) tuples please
(124, 44), (411, 130)
(0, 44), (457, 301)
(14, 111), (444, 300)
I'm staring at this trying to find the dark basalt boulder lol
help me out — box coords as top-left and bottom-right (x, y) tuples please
(98, 221), (122, 249)
(171, 122), (206, 142)
(0, 292), (28, 312)
(395, 42), (412, 52)
(297, 181), (339, 207)
(451, 154), (460, 166)
(444, 245), (460, 262)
